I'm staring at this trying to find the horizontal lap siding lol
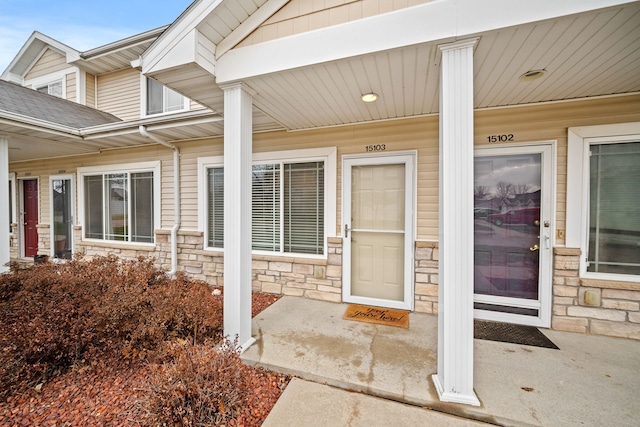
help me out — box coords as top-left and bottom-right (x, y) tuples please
(24, 49), (68, 80)
(96, 69), (140, 121)
(65, 73), (76, 102)
(8, 95), (640, 244)
(86, 74), (96, 108)
(11, 147), (172, 231)
(239, 0), (433, 47)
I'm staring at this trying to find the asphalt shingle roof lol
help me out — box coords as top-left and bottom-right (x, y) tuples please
(0, 80), (121, 128)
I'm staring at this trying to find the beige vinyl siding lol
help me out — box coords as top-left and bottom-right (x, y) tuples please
(96, 69), (141, 121)
(189, 99), (207, 111)
(65, 72), (76, 102)
(8, 94), (640, 243)
(238, 0), (433, 47)
(10, 146), (173, 233)
(24, 48), (68, 80)
(86, 73), (96, 108)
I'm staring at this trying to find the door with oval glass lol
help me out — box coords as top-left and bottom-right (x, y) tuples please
(474, 144), (553, 327)
(343, 154), (414, 310)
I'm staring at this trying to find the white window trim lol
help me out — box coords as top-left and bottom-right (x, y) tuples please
(140, 75), (190, 118)
(9, 173), (16, 234)
(77, 161), (161, 246)
(25, 68), (76, 99)
(198, 147), (337, 258)
(567, 122), (640, 282)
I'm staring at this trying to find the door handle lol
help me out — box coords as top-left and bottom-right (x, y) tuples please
(529, 244), (539, 252)
(344, 224), (351, 238)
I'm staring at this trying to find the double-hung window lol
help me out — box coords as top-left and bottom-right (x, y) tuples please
(146, 78), (187, 115)
(79, 162), (159, 244)
(587, 141), (640, 276)
(567, 123), (640, 281)
(200, 148), (336, 256)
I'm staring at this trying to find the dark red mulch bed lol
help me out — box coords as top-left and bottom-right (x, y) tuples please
(0, 292), (286, 427)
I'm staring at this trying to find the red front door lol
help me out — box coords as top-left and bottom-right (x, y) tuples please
(23, 179), (38, 257)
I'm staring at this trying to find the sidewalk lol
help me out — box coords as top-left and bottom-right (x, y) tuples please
(242, 296), (640, 426)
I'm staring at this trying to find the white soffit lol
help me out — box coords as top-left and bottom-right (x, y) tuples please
(216, 0), (635, 83)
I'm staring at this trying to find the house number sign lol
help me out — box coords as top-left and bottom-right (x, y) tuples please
(365, 144), (386, 152)
(486, 134), (515, 143)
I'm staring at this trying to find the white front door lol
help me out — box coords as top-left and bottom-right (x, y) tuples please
(474, 144), (554, 327)
(343, 154), (414, 310)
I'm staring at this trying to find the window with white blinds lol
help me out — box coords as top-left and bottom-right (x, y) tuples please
(588, 141), (640, 276)
(83, 171), (154, 243)
(207, 167), (224, 248)
(284, 162), (324, 254)
(206, 160), (325, 255)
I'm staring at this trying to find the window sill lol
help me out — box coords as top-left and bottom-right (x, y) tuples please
(78, 239), (156, 251)
(201, 247), (328, 264)
(580, 278), (640, 291)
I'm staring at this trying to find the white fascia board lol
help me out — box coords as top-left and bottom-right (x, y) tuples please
(215, 0), (290, 59)
(0, 112), (82, 138)
(2, 31), (79, 81)
(142, 0), (224, 74)
(144, 28), (216, 77)
(216, 0), (633, 83)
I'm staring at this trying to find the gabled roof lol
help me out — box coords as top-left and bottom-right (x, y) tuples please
(142, 0), (640, 133)
(0, 80), (121, 128)
(1, 27), (169, 82)
(1, 32), (79, 83)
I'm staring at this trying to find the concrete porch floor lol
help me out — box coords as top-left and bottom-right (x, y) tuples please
(242, 296), (640, 426)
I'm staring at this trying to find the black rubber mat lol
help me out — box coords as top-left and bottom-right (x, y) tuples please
(474, 320), (559, 349)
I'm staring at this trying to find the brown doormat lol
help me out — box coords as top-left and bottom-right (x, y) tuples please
(343, 304), (409, 328)
(474, 320), (559, 349)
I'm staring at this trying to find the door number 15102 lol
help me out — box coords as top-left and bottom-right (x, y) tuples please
(487, 134), (514, 143)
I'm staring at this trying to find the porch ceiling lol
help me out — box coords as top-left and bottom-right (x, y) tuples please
(160, 1), (640, 132)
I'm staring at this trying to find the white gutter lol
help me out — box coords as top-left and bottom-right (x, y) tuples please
(139, 125), (180, 277)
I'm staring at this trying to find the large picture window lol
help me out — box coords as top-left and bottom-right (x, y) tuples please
(206, 161), (325, 255)
(80, 163), (158, 244)
(587, 141), (640, 275)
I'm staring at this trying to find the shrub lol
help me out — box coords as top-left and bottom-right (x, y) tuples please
(144, 340), (249, 426)
(0, 256), (223, 401)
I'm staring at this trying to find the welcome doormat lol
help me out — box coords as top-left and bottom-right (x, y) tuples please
(343, 304), (409, 329)
(474, 320), (559, 349)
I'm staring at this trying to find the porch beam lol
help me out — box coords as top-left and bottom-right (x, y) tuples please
(0, 137), (9, 273)
(432, 38), (480, 406)
(222, 83), (255, 352)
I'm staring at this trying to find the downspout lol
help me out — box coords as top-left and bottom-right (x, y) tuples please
(139, 125), (180, 277)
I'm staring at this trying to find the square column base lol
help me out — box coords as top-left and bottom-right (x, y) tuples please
(432, 374), (480, 406)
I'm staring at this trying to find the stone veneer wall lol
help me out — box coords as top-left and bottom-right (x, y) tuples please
(26, 226), (640, 341)
(552, 247), (640, 340)
(76, 230), (344, 303)
(414, 241), (439, 314)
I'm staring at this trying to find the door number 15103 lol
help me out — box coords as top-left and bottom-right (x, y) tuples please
(365, 144), (386, 152)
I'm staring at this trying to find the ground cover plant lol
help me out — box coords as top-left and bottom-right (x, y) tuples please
(0, 256), (287, 426)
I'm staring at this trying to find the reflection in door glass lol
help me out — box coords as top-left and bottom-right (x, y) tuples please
(474, 154), (542, 306)
(52, 179), (72, 259)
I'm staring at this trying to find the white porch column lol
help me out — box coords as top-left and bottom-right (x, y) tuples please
(432, 39), (480, 406)
(0, 137), (9, 273)
(221, 83), (255, 352)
